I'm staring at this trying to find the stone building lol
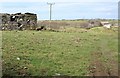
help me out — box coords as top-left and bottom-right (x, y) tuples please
(0, 12), (37, 30)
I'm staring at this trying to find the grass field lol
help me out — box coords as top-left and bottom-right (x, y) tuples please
(2, 27), (118, 76)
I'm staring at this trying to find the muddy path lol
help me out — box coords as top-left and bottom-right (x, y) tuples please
(88, 51), (118, 76)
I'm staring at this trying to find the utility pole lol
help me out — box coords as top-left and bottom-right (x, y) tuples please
(47, 2), (55, 20)
(47, 2), (55, 29)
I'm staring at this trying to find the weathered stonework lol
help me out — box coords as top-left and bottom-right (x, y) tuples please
(0, 13), (37, 30)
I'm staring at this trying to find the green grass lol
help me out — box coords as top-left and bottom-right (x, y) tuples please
(2, 27), (118, 76)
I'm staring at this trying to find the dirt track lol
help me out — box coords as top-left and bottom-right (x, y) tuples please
(88, 51), (118, 76)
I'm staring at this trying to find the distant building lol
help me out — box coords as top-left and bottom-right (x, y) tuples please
(100, 21), (111, 29)
(0, 12), (37, 30)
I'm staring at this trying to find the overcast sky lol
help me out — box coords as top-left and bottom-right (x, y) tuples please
(0, 0), (119, 20)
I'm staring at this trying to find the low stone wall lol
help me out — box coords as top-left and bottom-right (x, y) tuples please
(0, 13), (37, 30)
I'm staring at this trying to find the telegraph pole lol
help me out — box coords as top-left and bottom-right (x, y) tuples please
(47, 2), (55, 29)
(47, 2), (55, 20)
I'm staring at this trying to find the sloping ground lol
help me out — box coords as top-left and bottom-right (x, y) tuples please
(2, 27), (118, 76)
(88, 27), (118, 76)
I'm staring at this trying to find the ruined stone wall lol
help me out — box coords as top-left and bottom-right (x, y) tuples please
(0, 13), (37, 30)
